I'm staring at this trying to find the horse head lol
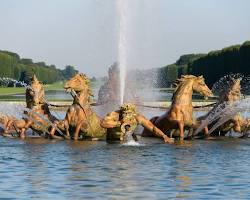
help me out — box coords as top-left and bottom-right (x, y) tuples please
(222, 78), (242, 102)
(64, 73), (93, 103)
(174, 75), (213, 100)
(192, 75), (213, 99)
(26, 74), (45, 107)
(212, 74), (242, 102)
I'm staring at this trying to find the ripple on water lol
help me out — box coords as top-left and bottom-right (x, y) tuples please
(1, 136), (250, 199)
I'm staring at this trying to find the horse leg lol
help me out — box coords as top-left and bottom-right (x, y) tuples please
(204, 126), (209, 137)
(4, 120), (13, 135)
(63, 112), (72, 139)
(2, 120), (15, 137)
(49, 121), (65, 139)
(49, 121), (58, 137)
(19, 120), (33, 139)
(178, 122), (184, 141)
(74, 120), (89, 141)
(74, 123), (81, 141)
(64, 120), (70, 139)
(19, 128), (26, 139)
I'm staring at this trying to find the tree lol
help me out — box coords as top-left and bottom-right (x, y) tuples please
(61, 65), (78, 79)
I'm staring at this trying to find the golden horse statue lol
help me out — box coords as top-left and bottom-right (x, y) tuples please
(193, 77), (249, 138)
(50, 73), (106, 140)
(142, 75), (213, 140)
(2, 75), (57, 138)
(101, 103), (173, 144)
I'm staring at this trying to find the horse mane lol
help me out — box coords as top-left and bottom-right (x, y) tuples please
(78, 73), (93, 97)
(173, 75), (197, 90)
(68, 74), (94, 104)
(26, 74), (45, 108)
(172, 75), (203, 100)
(30, 74), (40, 84)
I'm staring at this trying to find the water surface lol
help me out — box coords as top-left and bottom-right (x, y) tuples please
(0, 108), (250, 199)
(1, 136), (250, 199)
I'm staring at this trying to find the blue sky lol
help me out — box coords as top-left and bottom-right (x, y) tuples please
(0, 0), (249, 76)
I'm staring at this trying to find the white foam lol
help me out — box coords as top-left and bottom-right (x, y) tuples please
(122, 140), (144, 146)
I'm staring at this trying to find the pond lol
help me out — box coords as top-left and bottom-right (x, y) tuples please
(0, 88), (210, 102)
(0, 106), (250, 199)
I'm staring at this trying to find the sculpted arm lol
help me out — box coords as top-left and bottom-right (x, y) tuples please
(136, 114), (173, 144)
(101, 111), (121, 128)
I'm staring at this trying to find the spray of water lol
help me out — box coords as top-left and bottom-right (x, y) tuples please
(0, 77), (62, 118)
(122, 132), (144, 146)
(194, 74), (250, 136)
(207, 98), (250, 135)
(23, 108), (64, 136)
(21, 113), (49, 135)
(0, 77), (63, 136)
(117, 0), (128, 104)
(0, 102), (25, 120)
(0, 77), (32, 90)
(194, 97), (250, 136)
(194, 102), (229, 135)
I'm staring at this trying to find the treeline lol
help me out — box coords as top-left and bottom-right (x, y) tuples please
(188, 41), (250, 86)
(0, 50), (78, 84)
(157, 41), (250, 87)
(156, 54), (205, 87)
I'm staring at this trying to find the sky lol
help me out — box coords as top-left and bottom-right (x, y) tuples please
(0, 0), (249, 77)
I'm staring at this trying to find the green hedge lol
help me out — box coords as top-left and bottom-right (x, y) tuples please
(157, 41), (250, 87)
(0, 50), (78, 84)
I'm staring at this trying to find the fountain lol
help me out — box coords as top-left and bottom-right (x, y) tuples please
(49, 73), (107, 140)
(0, 75), (60, 138)
(197, 98), (250, 137)
(142, 75), (213, 141)
(1, 71), (250, 143)
(115, 1), (140, 145)
(23, 107), (64, 136)
(101, 103), (173, 144)
(117, 0), (128, 105)
(122, 132), (143, 146)
(194, 74), (250, 137)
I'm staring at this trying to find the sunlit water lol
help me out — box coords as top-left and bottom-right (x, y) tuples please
(0, 85), (250, 199)
(1, 133), (250, 199)
(1, 106), (250, 199)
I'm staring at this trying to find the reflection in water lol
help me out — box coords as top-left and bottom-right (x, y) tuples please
(1, 89), (250, 199)
(1, 136), (250, 199)
(176, 176), (192, 199)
